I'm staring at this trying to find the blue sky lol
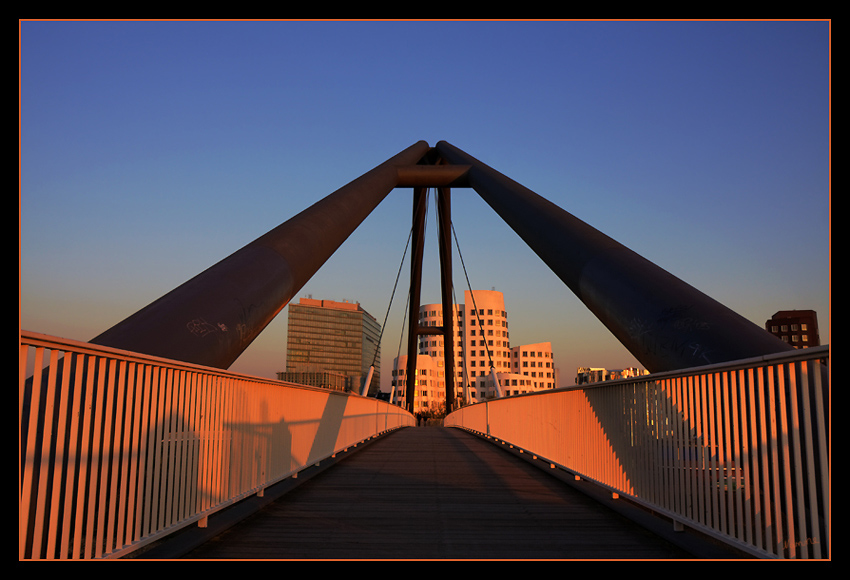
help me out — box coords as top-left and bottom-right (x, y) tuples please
(20, 20), (830, 389)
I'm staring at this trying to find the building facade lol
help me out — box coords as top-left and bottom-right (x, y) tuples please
(575, 366), (649, 386)
(284, 298), (381, 395)
(765, 310), (820, 348)
(276, 370), (348, 392)
(390, 290), (559, 411)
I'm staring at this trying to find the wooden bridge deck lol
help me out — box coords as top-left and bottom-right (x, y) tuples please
(143, 426), (742, 560)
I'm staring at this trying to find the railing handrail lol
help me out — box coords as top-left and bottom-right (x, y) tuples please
(19, 330), (414, 560)
(446, 345), (830, 559)
(20, 329), (313, 391)
(549, 344), (830, 394)
(20, 330), (829, 559)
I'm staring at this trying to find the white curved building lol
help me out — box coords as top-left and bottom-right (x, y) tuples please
(391, 290), (559, 410)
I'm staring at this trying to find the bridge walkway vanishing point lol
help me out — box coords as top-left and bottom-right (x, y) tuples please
(140, 426), (745, 560)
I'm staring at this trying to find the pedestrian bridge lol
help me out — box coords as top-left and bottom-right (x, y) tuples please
(20, 331), (829, 559)
(20, 141), (830, 560)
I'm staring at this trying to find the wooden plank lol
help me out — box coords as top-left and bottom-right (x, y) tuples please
(182, 427), (693, 559)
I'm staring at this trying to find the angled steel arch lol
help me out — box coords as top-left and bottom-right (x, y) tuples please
(433, 141), (793, 373)
(90, 141), (432, 369)
(91, 140), (792, 379)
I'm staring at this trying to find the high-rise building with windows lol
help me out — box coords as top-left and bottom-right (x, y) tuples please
(765, 310), (820, 348)
(390, 290), (559, 411)
(282, 298), (381, 395)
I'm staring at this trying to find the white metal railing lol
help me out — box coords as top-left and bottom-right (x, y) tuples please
(19, 330), (414, 560)
(445, 345), (830, 559)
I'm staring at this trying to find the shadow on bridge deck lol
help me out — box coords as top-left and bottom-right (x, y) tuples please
(138, 426), (747, 560)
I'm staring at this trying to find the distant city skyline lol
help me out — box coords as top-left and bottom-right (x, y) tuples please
(20, 20), (830, 386)
(392, 289), (560, 410)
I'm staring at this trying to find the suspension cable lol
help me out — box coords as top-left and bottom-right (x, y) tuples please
(393, 188), (431, 405)
(373, 186), (431, 369)
(372, 227), (413, 369)
(451, 272), (469, 402)
(451, 222), (495, 371)
(396, 290), (411, 364)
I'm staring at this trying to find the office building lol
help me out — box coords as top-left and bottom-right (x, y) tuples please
(276, 370), (348, 392)
(283, 298), (381, 395)
(390, 289), (559, 410)
(765, 310), (820, 348)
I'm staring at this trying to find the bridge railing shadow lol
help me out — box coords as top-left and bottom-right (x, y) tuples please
(19, 330), (414, 560)
(445, 345), (829, 560)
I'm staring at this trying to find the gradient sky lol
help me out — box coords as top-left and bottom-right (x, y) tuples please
(20, 20), (831, 390)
